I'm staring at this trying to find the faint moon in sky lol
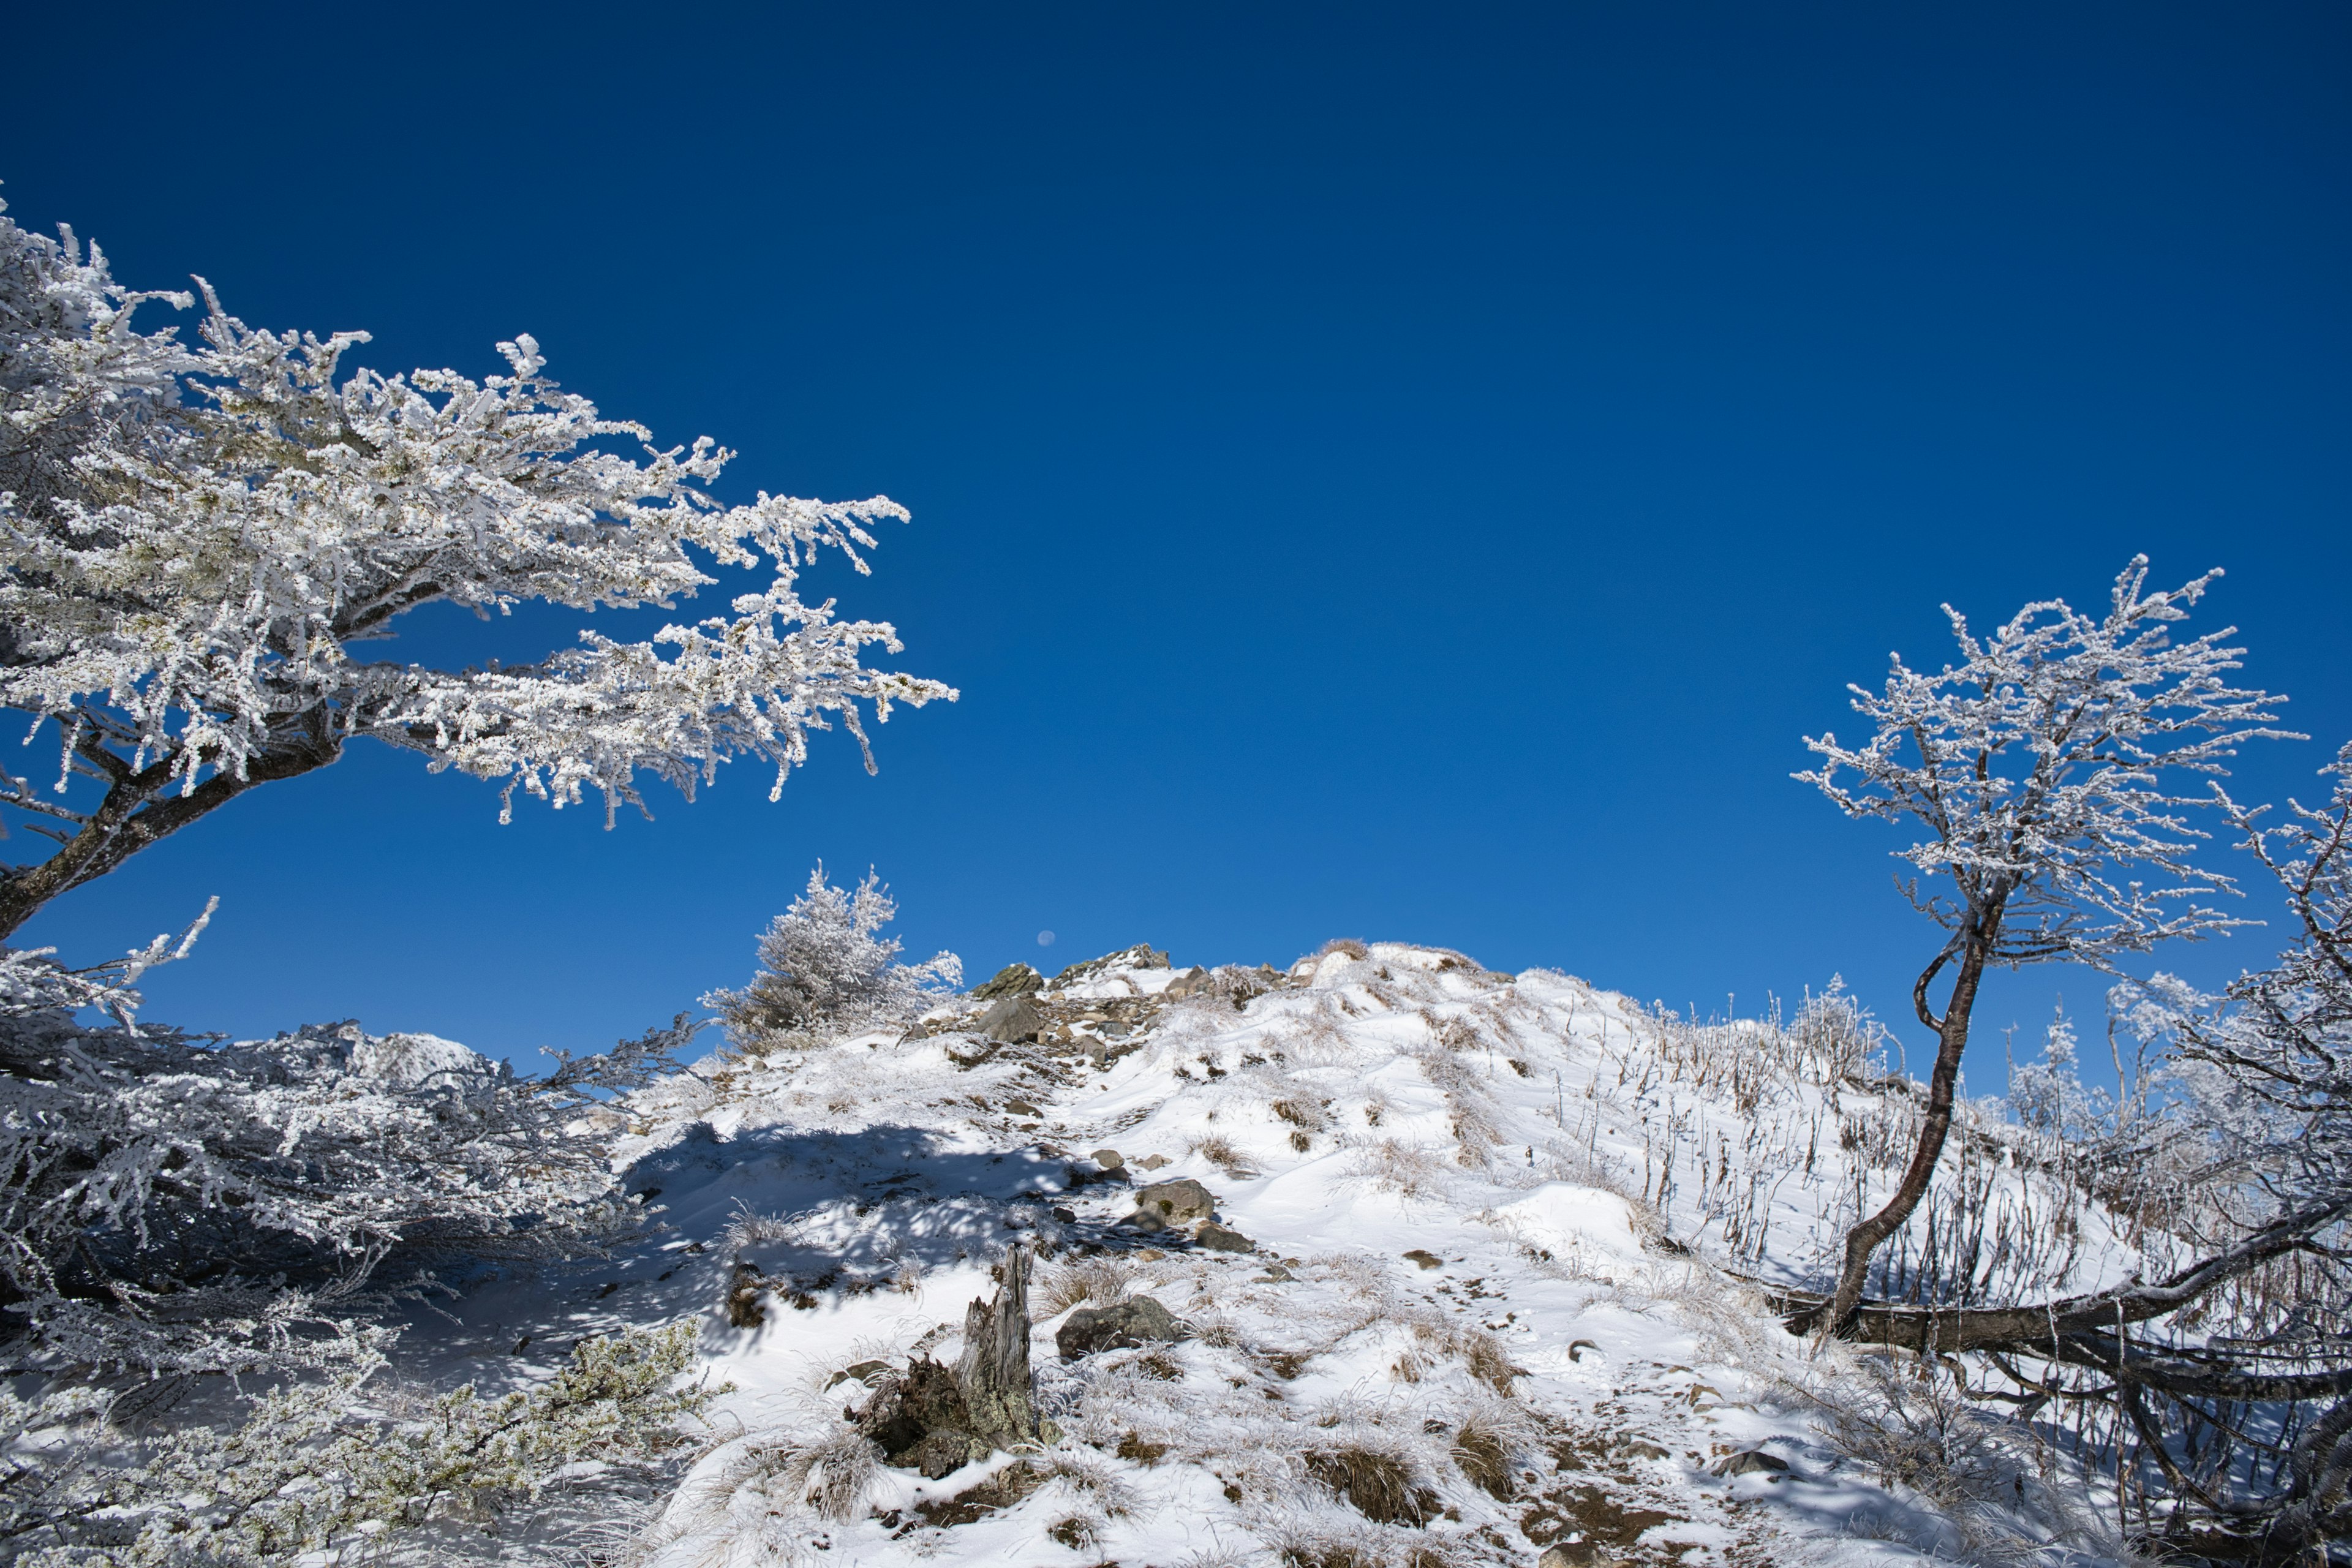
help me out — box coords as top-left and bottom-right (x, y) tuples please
(1036, 930), (1056, 947)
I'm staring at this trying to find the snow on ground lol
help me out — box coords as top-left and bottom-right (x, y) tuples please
(415, 943), (2100, 1567)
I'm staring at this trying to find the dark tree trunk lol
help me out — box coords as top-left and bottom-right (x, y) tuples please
(954, 1243), (1039, 1450)
(0, 729), (339, 941)
(1805, 922), (1995, 1340)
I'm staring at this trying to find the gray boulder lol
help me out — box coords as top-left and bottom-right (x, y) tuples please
(976, 995), (1044, 1043)
(1057, 1295), (1187, 1360)
(1194, 1221), (1254, 1253)
(1133, 1178), (1217, 1223)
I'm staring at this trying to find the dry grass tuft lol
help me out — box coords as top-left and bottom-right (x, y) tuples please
(1037, 1254), (1136, 1314)
(1189, 1133), (1258, 1178)
(1303, 1446), (1438, 1526)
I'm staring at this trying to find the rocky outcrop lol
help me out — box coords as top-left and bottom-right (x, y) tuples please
(972, 964), (1044, 1001)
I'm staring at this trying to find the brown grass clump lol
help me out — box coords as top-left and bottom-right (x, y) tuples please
(1189, 1134), (1257, 1178)
(1318, 938), (1371, 960)
(1449, 1419), (1515, 1501)
(1304, 1447), (1439, 1526)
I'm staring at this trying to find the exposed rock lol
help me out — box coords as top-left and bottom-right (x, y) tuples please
(1194, 1221), (1254, 1253)
(976, 995), (1044, 1043)
(1005, 1099), (1040, 1117)
(1164, 965), (1210, 997)
(973, 963), (1044, 1001)
(825, 1359), (891, 1390)
(1121, 1207), (1168, 1234)
(1539, 1546), (1626, 1568)
(1134, 1178), (1216, 1222)
(1090, 1147), (1126, 1170)
(1714, 1448), (1790, 1477)
(1134, 1153), (1170, 1170)
(725, 1262), (767, 1328)
(1057, 1295), (1187, 1359)
(1051, 944), (1170, 987)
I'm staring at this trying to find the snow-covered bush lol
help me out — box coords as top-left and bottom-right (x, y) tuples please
(7, 1317), (712, 1566)
(0, 911), (696, 1384)
(0, 194), (952, 939)
(703, 865), (960, 1059)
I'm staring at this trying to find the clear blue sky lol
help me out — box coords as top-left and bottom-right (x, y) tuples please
(6, 2), (2347, 1090)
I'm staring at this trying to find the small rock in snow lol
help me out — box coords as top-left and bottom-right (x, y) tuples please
(1134, 1153), (1170, 1170)
(1164, 965), (1210, 997)
(1713, 1448), (1790, 1478)
(1134, 1178), (1216, 1221)
(1090, 1147), (1126, 1169)
(1194, 1221), (1254, 1253)
(1057, 1296), (1187, 1360)
(1539, 1546), (1626, 1568)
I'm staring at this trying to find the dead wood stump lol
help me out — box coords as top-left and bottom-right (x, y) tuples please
(955, 1243), (1040, 1451)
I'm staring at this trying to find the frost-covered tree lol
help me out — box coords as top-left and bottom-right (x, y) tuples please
(1795, 557), (2291, 1338)
(704, 864), (960, 1056)
(0, 196), (954, 938)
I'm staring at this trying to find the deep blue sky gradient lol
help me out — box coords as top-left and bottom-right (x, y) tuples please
(6, 3), (2348, 1090)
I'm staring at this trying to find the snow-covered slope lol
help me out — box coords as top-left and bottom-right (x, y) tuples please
(429, 943), (2109, 1567)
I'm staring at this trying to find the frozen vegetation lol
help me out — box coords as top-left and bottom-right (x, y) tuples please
(2, 194), (2345, 1565)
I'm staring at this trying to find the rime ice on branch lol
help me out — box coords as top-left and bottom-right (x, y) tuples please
(0, 197), (955, 937)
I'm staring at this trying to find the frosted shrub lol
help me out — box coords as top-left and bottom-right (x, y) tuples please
(704, 864), (960, 1058)
(9, 1319), (712, 1566)
(0, 910), (696, 1383)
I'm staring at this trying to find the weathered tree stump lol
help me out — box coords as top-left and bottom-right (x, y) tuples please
(956, 1243), (1041, 1451)
(854, 1243), (1041, 1478)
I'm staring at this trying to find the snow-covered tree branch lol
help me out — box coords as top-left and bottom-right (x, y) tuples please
(0, 197), (956, 937)
(1793, 556), (2293, 1338)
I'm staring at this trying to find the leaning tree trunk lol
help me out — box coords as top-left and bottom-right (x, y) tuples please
(1808, 918), (1996, 1340)
(955, 1243), (1039, 1451)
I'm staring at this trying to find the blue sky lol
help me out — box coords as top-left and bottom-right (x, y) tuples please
(6, 2), (2348, 1090)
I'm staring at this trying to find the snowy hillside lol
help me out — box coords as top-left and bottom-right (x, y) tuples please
(410, 941), (2125, 1568)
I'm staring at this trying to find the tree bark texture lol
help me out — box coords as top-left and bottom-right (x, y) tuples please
(1809, 924), (1994, 1340)
(955, 1243), (1039, 1451)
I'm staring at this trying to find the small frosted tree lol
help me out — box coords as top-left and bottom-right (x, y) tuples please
(705, 864), (961, 1055)
(0, 197), (954, 937)
(1795, 556), (2291, 1336)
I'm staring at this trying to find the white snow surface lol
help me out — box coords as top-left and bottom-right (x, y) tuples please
(415, 944), (2109, 1567)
